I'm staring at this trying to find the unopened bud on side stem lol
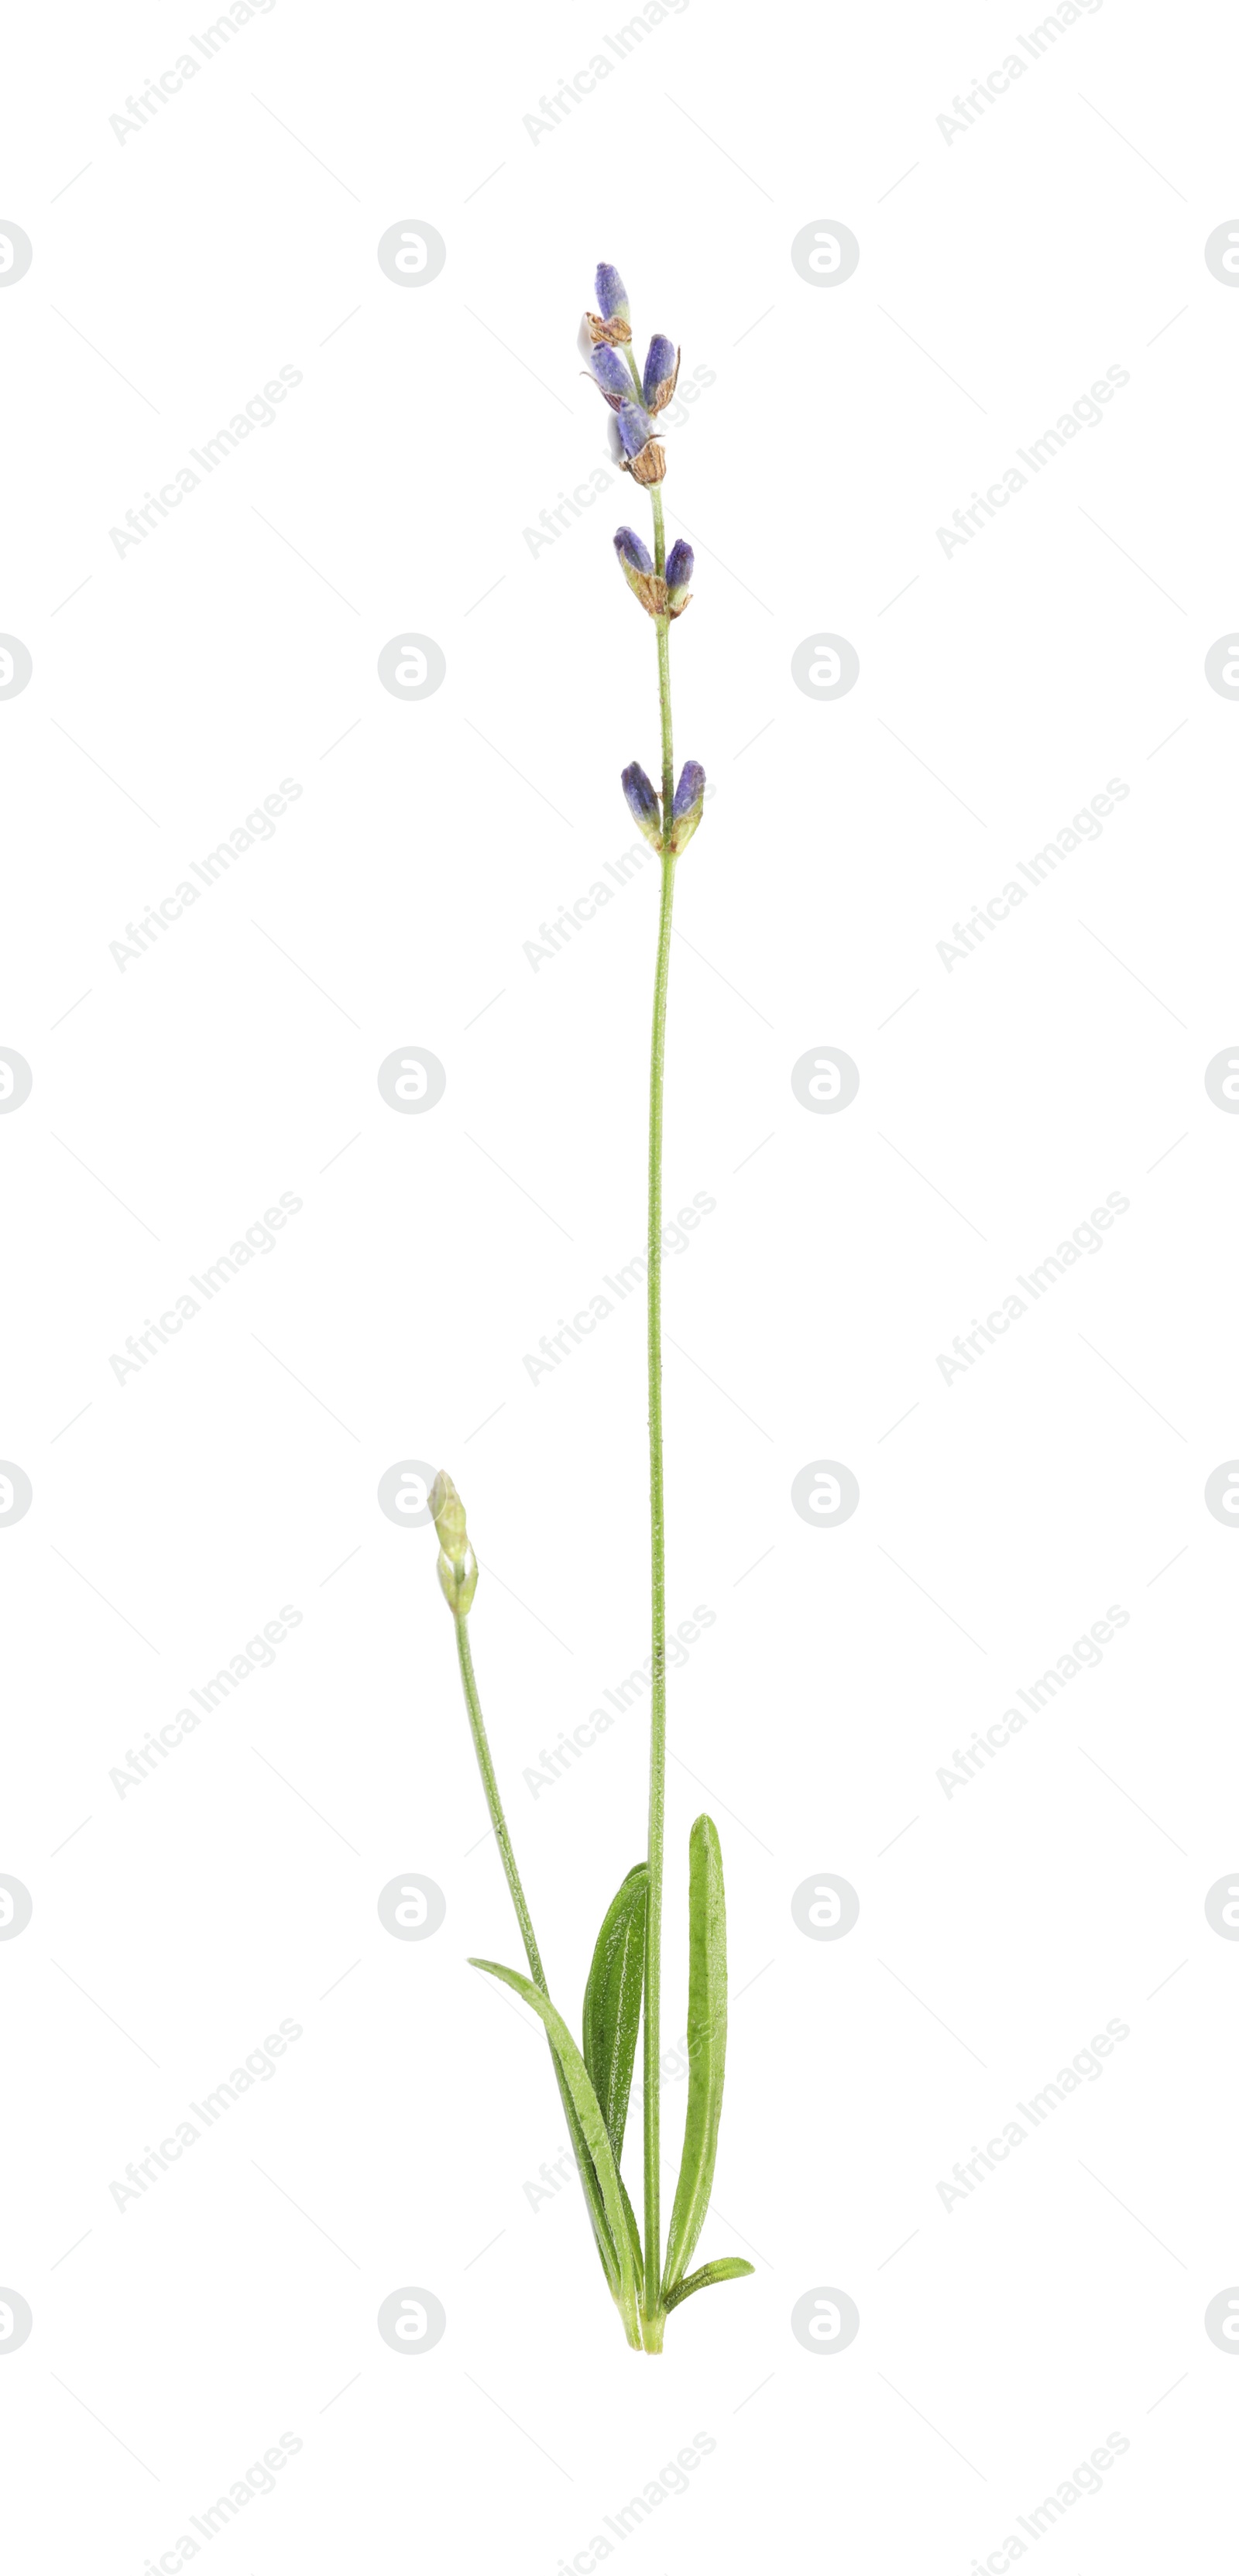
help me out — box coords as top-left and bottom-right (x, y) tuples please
(429, 1470), (479, 1617)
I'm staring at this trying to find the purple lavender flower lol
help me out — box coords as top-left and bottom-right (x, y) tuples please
(614, 526), (654, 578)
(665, 539), (694, 612)
(595, 263), (630, 324)
(617, 399), (656, 460)
(615, 526), (672, 617)
(613, 525), (655, 592)
(591, 345), (632, 411)
(672, 760), (704, 819)
(621, 760), (662, 850)
(668, 760), (705, 856)
(642, 334), (681, 414)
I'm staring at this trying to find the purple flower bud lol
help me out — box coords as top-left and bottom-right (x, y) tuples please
(669, 760), (705, 856)
(665, 538), (694, 612)
(642, 334), (681, 414)
(613, 526), (654, 577)
(621, 760), (662, 849)
(590, 345), (632, 411)
(613, 526), (665, 617)
(595, 263), (630, 323)
(671, 760), (705, 821)
(617, 398), (656, 461)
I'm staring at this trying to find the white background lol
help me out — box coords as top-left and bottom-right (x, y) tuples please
(3, 2), (1238, 2568)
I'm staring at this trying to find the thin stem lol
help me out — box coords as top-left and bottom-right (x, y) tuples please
(455, 1617), (545, 1991)
(642, 513), (678, 2324)
(650, 494), (674, 821)
(650, 482), (667, 577)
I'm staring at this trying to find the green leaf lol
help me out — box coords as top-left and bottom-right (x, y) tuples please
(664, 2256), (755, 2313)
(470, 1958), (639, 2313)
(583, 1862), (648, 2163)
(661, 1813), (728, 2299)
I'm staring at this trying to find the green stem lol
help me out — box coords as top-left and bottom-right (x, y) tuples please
(642, 496), (677, 2331)
(455, 1617), (545, 1991)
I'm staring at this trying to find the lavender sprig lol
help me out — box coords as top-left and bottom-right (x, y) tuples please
(425, 261), (748, 2358)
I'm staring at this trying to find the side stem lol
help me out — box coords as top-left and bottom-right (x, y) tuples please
(455, 1617), (546, 1991)
(455, 1613), (635, 2325)
(642, 488), (677, 2333)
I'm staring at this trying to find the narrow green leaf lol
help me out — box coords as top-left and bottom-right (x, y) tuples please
(661, 1813), (728, 2298)
(563, 2089), (628, 2297)
(470, 1958), (639, 2312)
(582, 1862), (648, 2163)
(664, 2256), (755, 2313)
